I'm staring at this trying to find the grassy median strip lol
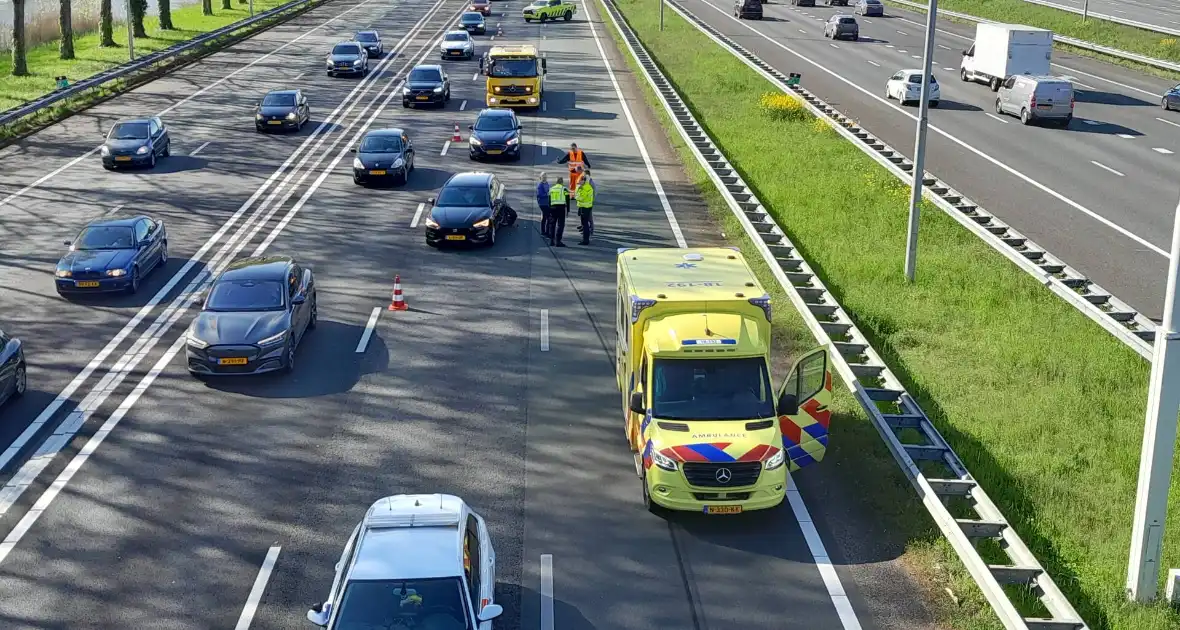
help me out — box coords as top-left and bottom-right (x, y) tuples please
(603, 0), (1180, 628)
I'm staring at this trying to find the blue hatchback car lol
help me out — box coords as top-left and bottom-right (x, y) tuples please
(1163, 84), (1180, 111)
(55, 215), (169, 296)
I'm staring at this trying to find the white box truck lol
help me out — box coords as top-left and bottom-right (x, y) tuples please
(959, 23), (1052, 91)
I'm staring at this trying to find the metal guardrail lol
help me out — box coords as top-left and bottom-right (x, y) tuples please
(889, 0), (1180, 74)
(597, 0), (1091, 627)
(1020, 0), (1180, 38)
(0, 0), (321, 130)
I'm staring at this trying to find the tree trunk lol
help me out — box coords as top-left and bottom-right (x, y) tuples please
(130, 0), (148, 38)
(222, 0), (232, 9)
(159, 0), (174, 29)
(99, 0), (116, 47)
(11, 0), (28, 76)
(59, 0), (75, 60)
(203, 0), (213, 15)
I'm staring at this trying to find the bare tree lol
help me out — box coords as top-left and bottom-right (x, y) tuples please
(100, 0), (116, 47)
(11, 0), (28, 76)
(129, 0), (148, 38)
(59, 0), (75, 60)
(203, 0), (214, 16)
(159, 0), (175, 30)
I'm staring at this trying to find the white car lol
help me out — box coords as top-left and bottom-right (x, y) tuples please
(885, 69), (940, 107)
(440, 30), (476, 60)
(307, 494), (503, 629)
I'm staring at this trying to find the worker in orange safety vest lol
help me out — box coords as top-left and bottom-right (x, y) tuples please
(556, 143), (591, 215)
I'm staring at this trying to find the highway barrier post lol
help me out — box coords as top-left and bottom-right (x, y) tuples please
(903, 0), (937, 282)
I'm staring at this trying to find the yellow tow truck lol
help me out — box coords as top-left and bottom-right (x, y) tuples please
(481, 45), (547, 109)
(616, 247), (833, 514)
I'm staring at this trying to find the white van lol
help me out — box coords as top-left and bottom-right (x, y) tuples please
(995, 75), (1074, 126)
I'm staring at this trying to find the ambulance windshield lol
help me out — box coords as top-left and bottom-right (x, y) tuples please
(651, 357), (774, 420)
(490, 58), (539, 77)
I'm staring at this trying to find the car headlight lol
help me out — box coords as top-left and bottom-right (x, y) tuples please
(136, 145), (149, 155)
(652, 450), (678, 472)
(257, 331), (287, 347)
(326, 59), (333, 67)
(105, 268), (126, 277)
(425, 216), (440, 229)
(100, 146), (110, 156)
(393, 158), (405, 168)
(353, 59), (362, 66)
(433, 86), (443, 93)
(402, 86), (411, 94)
(493, 86), (501, 94)
(255, 113), (264, 120)
(186, 332), (209, 349)
(353, 158), (364, 169)
(55, 269), (72, 278)
(286, 112), (297, 120)
(506, 137), (519, 146)
(473, 218), (491, 228)
(469, 136), (482, 145)
(764, 448), (785, 470)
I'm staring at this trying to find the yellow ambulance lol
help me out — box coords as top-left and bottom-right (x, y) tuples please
(615, 247), (833, 514)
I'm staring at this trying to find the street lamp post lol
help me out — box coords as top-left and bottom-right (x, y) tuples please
(1126, 193), (1180, 603)
(902, 0), (937, 282)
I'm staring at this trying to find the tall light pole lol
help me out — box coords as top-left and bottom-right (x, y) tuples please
(1126, 193), (1180, 603)
(903, 0), (937, 282)
(125, 0), (135, 60)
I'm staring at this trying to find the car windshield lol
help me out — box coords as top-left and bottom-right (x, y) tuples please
(651, 357), (775, 420)
(262, 93), (296, 107)
(356, 32), (377, 41)
(205, 279), (285, 312)
(436, 185), (490, 207)
(475, 115), (516, 131)
(461, 13), (482, 21)
(410, 68), (442, 82)
(74, 226), (135, 250)
(489, 58), (538, 77)
(360, 135), (403, 152)
(110, 122), (150, 140)
(445, 33), (469, 41)
(334, 578), (471, 630)
(333, 44), (360, 55)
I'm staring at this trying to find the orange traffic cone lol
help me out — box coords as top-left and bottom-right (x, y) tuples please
(388, 275), (408, 311)
(452, 125), (462, 142)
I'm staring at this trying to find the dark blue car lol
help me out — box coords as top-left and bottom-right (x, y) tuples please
(101, 117), (171, 170)
(1163, 84), (1180, 111)
(55, 215), (169, 297)
(0, 327), (25, 409)
(468, 108), (522, 161)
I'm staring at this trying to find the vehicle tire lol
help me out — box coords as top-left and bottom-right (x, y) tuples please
(148, 152), (156, 169)
(960, 68), (969, 82)
(1163, 98), (1171, 111)
(1020, 108), (1032, 125)
(160, 240), (168, 265)
(995, 98), (1003, 114)
(990, 77), (1001, 91)
(885, 87), (891, 100)
(12, 362), (26, 399)
(103, 163), (115, 171)
(403, 101), (411, 108)
(524, 17), (531, 22)
(445, 88), (451, 102)
(929, 100), (939, 108)
(563, 10), (572, 20)
(308, 297), (318, 330)
(1060, 115), (1073, 127)
(162, 141), (170, 157)
(127, 267), (140, 295)
(282, 338), (296, 374)
(641, 473), (667, 516)
(327, 70), (333, 77)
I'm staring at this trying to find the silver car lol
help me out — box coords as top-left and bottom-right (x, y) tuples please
(440, 30), (476, 60)
(326, 41), (369, 77)
(824, 15), (859, 40)
(995, 74), (1074, 126)
(854, 0), (883, 16)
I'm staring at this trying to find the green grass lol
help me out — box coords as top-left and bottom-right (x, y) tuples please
(601, 0), (1180, 628)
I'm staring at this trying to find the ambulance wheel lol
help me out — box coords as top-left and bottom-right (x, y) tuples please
(641, 473), (667, 516)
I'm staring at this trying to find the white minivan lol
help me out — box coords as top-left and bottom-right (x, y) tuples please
(995, 74), (1074, 126)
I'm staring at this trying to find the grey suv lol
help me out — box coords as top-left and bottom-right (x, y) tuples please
(824, 15), (859, 41)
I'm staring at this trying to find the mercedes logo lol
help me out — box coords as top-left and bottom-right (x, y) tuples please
(715, 468), (733, 484)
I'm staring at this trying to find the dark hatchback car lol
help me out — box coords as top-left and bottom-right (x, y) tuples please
(352, 128), (416, 186)
(459, 11), (487, 34)
(55, 215), (168, 296)
(734, 0), (762, 19)
(1163, 83), (1180, 111)
(824, 15), (859, 40)
(0, 327), (26, 409)
(468, 108), (522, 161)
(326, 41), (369, 77)
(101, 117), (170, 170)
(425, 172), (516, 247)
(255, 89), (311, 132)
(355, 30), (383, 57)
(185, 256), (317, 377)
(402, 65), (451, 108)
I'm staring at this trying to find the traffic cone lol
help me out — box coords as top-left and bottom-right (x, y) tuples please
(388, 275), (408, 311)
(452, 124), (462, 142)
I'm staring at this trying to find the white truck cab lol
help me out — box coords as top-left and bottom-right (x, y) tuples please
(307, 494), (502, 629)
(960, 23), (1052, 91)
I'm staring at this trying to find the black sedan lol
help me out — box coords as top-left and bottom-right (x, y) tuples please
(468, 108), (522, 161)
(355, 30), (383, 57)
(402, 65), (451, 108)
(459, 11), (486, 34)
(352, 128), (416, 186)
(55, 215), (168, 296)
(326, 41), (369, 77)
(184, 256), (317, 377)
(255, 89), (311, 132)
(101, 117), (170, 170)
(425, 172), (516, 247)
(0, 327), (26, 408)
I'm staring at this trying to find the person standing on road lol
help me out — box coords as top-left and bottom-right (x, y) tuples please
(536, 173), (552, 240)
(575, 174), (595, 245)
(557, 143), (591, 215)
(548, 176), (569, 247)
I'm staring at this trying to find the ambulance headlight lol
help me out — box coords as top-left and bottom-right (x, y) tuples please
(652, 451), (678, 472)
(764, 449), (785, 470)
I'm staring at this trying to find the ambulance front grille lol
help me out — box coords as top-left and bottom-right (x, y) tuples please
(683, 462), (761, 487)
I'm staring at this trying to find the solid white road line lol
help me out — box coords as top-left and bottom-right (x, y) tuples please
(541, 309), (550, 352)
(866, 60), (879, 67)
(460, 99), (468, 110)
(1116, 133), (1135, 139)
(896, 29), (906, 34)
(441, 140), (452, 156)
(1153, 147), (1174, 154)
(541, 141), (548, 156)
(411, 202), (426, 227)
(942, 67), (954, 71)
(235, 546), (282, 630)
(1158, 117), (1180, 129)
(585, 0), (686, 248)
(788, 478), (864, 629)
(831, 43), (840, 48)
(104, 203), (125, 216)
(190, 141), (212, 156)
(1091, 160), (1125, 176)
(356, 307), (382, 353)
(540, 554), (554, 630)
(936, 44), (950, 50)
(985, 113), (1009, 124)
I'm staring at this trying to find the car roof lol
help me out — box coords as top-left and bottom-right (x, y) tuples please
(350, 494), (468, 581)
(365, 128), (406, 137)
(461, 11), (484, 16)
(265, 89), (299, 96)
(218, 255), (293, 281)
(445, 171), (493, 187)
(356, 29), (378, 34)
(335, 40), (361, 46)
(477, 108), (515, 118)
(113, 118), (153, 125)
(85, 215), (149, 228)
(445, 29), (470, 34)
(413, 64), (443, 71)
(1020, 75), (1069, 83)
(832, 13), (854, 18)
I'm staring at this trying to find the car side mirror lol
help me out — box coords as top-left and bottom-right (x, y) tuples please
(292, 293), (307, 305)
(468, 125), (474, 130)
(541, 58), (547, 70)
(777, 392), (799, 416)
(629, 392), (645, 414)
(516, 125), (522, 130)
(349, 148), (357, 153)
(961, 50), (969, 56)
(63, 240), (72, 247)
(428, 197), (436, 204)
(478, 604), (504, 622)
(306, 602), (330, 627)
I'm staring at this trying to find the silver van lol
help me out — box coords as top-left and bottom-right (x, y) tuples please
(995, 75), (1074, 126)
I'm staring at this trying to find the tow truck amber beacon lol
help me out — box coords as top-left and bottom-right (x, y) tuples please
(615, 248), (834, 515)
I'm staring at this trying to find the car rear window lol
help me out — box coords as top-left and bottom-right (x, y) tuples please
(206, 279), (285, 311)
(262, 93), (296, 106)
(839, 17), (856, 23)
(907, 74), (936, 84)
(333, 44), (360, 55)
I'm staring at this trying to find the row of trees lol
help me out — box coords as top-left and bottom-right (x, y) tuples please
(10, 0), (247, 77)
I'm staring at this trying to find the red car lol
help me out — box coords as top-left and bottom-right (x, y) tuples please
(471, 0), (492, 15)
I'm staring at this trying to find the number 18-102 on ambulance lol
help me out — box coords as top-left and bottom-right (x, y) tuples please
(615, 248), (833, 515)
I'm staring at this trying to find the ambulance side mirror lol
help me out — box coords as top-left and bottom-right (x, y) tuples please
(777, 392), (799, 416)
(629, 392), (645, 414)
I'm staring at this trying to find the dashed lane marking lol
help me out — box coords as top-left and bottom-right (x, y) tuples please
(460, 99), (468, 110)
(235, 546), (282, 630)
(1091, 160), (1125, 176)
(866, 60), (880, 67)
(411, 202), (426, 227)
(1157, 117), (1180, 129)
(190, 141), (211, 156)
(1154, 147), (1174, 154)
(441, 140), (451, 156)
(104, 204), (125, 216)
(985, 113), (1009, 124)
(356, 307), (381, 353)
(540, 309), (550, 351)
(1117, 133), (1135, 139)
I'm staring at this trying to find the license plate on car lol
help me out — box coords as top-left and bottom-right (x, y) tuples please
(267, 120), (283, 125)
(75, 281), (100, 288)
(218, 357), (248, 365)
(704, 505), (742, 515)
(115, 156), (132, 162)
(416, 96), (430, 100)
(486, 149), (502, 154)
(1038, 104), (1051, 109)
(369, 170), (386, 175)
(445, 234), (466, 241)
(451, 50), (462, 55)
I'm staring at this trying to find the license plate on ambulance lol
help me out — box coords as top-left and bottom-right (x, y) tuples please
(445, 234), (466, 241)
(75, 281), (100, 288)
(704, 505), (742, 515)
(218, 357), (248, 365)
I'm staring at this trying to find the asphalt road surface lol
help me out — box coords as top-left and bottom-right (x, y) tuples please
(1019, 0), (1180, 31)
(0, 0), (938, 628)
(686, 0), (1180, 321)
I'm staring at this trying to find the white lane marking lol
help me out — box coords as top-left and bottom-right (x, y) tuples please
(473, 71), (480, 80)
(441, 140), (452, 156)
(460, 99), (468, 110)
(1158, 117), (1180, 129)
(1073, 80), (1097, 89)
(885, 44), (893, 48)
(411, 202), (426, 227)
(540, 309), (550, 351)
(0, 0), (386, 209)
(862, 18), (872, 23)
(235, 546), (282, 630)
(911, 55), (920, 59)
(788, 478), (864, 629)
(799, 28), (807, 33)
(866, 60), (880, 67)
(936, 44), (950, 50)
(542, 101), (548, 112)
(896, 29), (906, 34)
(189, 141), (211, 156)
(1091, 160), (1125, 176)
(831, 43), (840, 48)
(355, 307), (382, 353)
(1082, 119), (1100, 125)
(585, 0), (686, 247)
(898, 49), (907, 54)
(540, 554), (554, 630)
(1153, 147), (1174, 154)
(541, 141), (548, 156)
(104, 203), (125, 216)
(294, 72), (306, 80)
(942, 67), (954, 71)
(1117, 133), (1135, 139)
(985, 113), (1009, 124)
(694, 0), (1170, 258)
